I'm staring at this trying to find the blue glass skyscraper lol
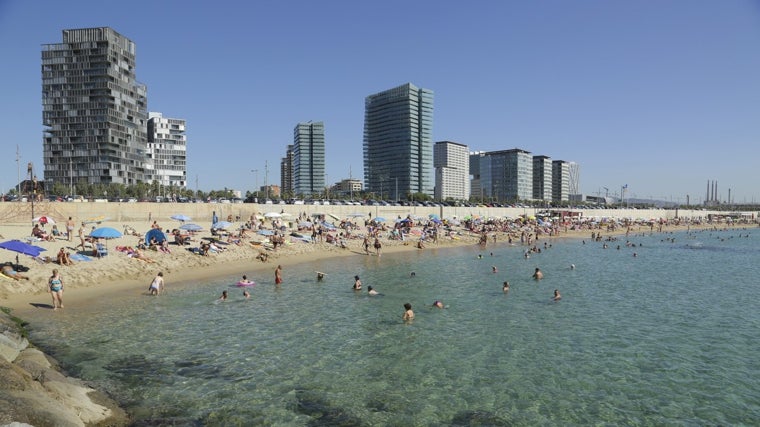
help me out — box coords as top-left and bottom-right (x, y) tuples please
(363, 83), (434, 199)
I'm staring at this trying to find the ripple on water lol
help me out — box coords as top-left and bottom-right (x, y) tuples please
(24, 229), (760, 425)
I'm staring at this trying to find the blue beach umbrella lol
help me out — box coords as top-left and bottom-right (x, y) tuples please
(179, 223), (203, 231)
(0, 240), (47, 269)
(171, 214), (192, 222)
(90, 227), (122, 239)
(257, 229), (275, 236)
(212, 221), (233, 230)
(372, 217), (386, 223)
(0, 240), (47, 257)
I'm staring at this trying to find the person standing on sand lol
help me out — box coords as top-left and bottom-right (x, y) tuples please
(148, 272), (164, 296)
(66, 217), (75, 242)
(275, 265), (283, 285)
(48, 268), (64, 309)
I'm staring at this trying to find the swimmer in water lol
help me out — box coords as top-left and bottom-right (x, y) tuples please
(218, 290), (228, 301)
(532, 267), (544, 280)
(243, 290), (250, 299)
(502, 281), (510, 293)
(432, 300), (444, 309)
(553, 289), (561, 301)
(402, 303), (414, 321)
(367, 286), (379, 296)
(492, 266), (498, 273)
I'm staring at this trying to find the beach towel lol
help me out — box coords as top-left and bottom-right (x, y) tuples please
(70, 253), (93, 262)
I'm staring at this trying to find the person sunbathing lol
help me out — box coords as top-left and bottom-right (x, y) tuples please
(131, 249), (155, 263)
(1, 265), (30, 280)
(32, 224), (55, 241)
(57, 248), (74, 266)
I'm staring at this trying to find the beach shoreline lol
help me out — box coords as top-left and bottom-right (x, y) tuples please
(1, 213), (744, 316)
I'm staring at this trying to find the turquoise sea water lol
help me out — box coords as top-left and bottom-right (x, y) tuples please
(24, 228), (760, 426)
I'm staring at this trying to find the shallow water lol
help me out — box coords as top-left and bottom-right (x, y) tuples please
(26, 229), (760, 425)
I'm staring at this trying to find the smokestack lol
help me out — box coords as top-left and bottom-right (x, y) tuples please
(706, 180), (710, 203)
(715, 181), (718, 203)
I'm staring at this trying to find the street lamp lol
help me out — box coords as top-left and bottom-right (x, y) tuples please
(27, 162), (35, 225)
(251, 169), (258, 201)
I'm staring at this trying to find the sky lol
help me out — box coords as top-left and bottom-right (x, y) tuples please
(1, 0), (759, 204)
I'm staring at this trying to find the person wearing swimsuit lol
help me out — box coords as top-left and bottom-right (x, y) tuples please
(48, 269), (64, 309)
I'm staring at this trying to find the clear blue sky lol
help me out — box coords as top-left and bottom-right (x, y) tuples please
(1, 1), (759, 203)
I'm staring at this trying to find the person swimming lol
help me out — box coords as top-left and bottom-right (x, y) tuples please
(243, 290), (250, 299)
(432, 300), (444, 309)
(218, 290), (228, 301)
(367, 286), (378, 296)
(532, 267), (544, 280)
(502, 281), (510, 293)
(553, 289), (561, 301)
(353, 275), (362, 290)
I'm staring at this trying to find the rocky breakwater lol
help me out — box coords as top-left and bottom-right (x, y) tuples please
(0, 308), (128, 426)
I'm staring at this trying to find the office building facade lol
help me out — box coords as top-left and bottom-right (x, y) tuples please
(532, 155), (553, 201)
(293, 121), (325, 196)
(434, 141), (470, 201)
(42, 27), (149, 187)
(147, 112), (186, 188)
(363, 83), (434, 200)
(280, 144), (294, 197)
(478, 149), (533, 202)
(552, 160), (571, 201)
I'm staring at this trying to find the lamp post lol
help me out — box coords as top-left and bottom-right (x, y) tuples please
(27, 162), (35, 225)
(251, 169), (258, 202)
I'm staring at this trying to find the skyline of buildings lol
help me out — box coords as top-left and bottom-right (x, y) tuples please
(37, 26), (586, 204)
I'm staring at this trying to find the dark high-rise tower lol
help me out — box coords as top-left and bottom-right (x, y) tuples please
(42, 27), (149, 187)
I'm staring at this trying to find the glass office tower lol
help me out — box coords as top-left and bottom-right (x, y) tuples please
(363, 83), (434, 200)
(42, 27), (149, 187)
(293, 121), (325, 196)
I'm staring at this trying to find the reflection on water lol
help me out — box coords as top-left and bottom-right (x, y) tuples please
(27, 229), (760, 425)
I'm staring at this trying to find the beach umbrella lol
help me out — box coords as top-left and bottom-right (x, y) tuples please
(428, 213), (440, 220)
(280, 213), (293, 218)
(372, 217), (386, 223)
(90, 227), (122, 239)
(83, 215), (109, 224)
(257, 229), (275, 236)
(90, 227), (122, 252)
(0, 240), (47, 257)
(0, 240), (47, 269)
(33, 216), (56, 225)
(327, 213), (340, 221)
(212, 221), (233, 229)
(179, 223), (203, 231)
(171, 214), (192, 222)
(144, 228), (167, 245)
(264, 212), (281, 218)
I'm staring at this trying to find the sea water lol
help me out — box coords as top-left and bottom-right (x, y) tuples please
(24, 228), (760, 426)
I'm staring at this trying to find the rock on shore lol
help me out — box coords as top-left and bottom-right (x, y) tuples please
(0, 309), (129, 426)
